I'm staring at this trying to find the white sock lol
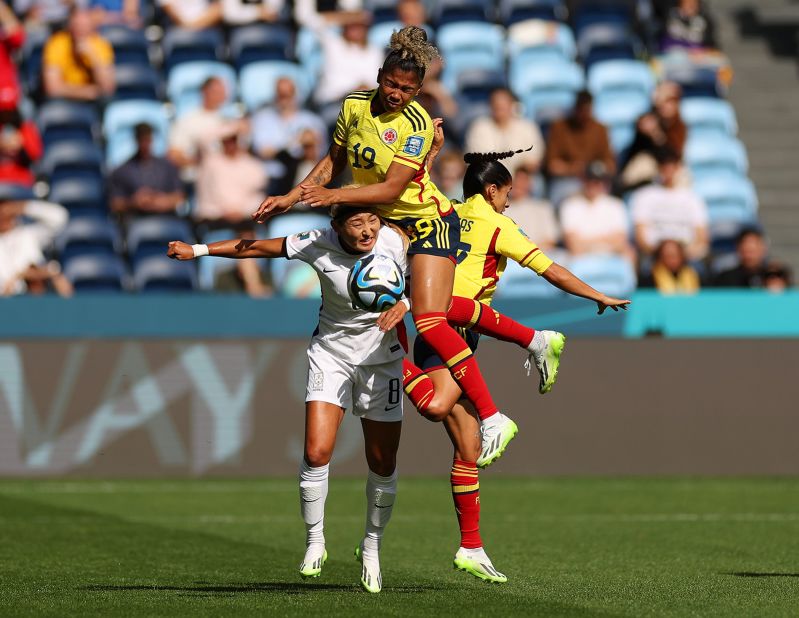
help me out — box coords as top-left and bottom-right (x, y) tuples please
(363, 469), (397, 561)
(528, 330), (546, 354)
(459, 546), (489, 561)
(299, 460), (329, 549)
(480, 411), (505, 429)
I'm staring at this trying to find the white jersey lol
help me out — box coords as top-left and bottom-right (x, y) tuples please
(285, 225), (408, 366)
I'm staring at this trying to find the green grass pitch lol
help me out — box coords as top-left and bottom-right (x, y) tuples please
(1, 478), (797, 617)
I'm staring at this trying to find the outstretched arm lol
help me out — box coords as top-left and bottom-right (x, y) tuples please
(299, 159), (418, 207)
(167, 238), (287, 260)
(252, 142), (348, 222)
(541, 263), (631, 314)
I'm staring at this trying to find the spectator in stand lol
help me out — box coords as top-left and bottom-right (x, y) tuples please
(42, 7), (116, 101)
(312, 11), (382, 107)
(417, 57), (458, 125)
(168, 76), (243, 181)
(221, 0), (283, 25)
(195, 123), (267, 226)
(397, 0), (425, 26)
(544, 90), (615, 205)
(713, 228), (775, 288)
(0, 198), (72, 297)
(0, 102), (42, 187)
(294, 0), (364, 29)
(763, 263), (792, 293)
(88, 0), (142, 28)
(431, 149), (465, 201)
(638, 239), (701, 294)
(251, 76), (327, 195)
(466, 88), (544, 175)
(661, 0), (717, 53)
(0, 2), (24, 104)
(631, 148), (709, 261)
(109, 123), (185, 217)
(13, 0), (71, 28)
(620, 81), (688, 193)
(159, 0), (222, 30)
(561, 161), (634, 263)
(508, 168), (558, 252)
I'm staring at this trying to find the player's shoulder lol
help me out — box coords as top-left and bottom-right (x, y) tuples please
(400, 100), (430, 133)
(343, 89), (375, 108)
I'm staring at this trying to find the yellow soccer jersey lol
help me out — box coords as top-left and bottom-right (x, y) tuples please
(332, 89), (452, 220)
(454, 194), (554, 304)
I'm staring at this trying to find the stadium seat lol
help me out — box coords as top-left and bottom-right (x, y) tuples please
(684, 136), (748, 178)
(229, 24), (294, 69)
(133, 256), (197, 292)
(593, 91), (650, 147)
(572, 0), (633, 35)
(494, 259), (563, 299)
(56, 217), (121, 262)
(197, 229), (239, 291)
(295, 27), (324, 82)
(238, 61), (312, 112)
(161, 27), (223, 70)
(365, 0), (400, 24)
(512, 59), (584, 121)
(680, 97), (738, 137)
(267, 213), (329, 298)
(507, 20), (577, 63)
(103, 100), (170, 168)
(664, 64), (719, 98)
(577, 23), (640, 68)
(166, 61), (237, 118)
(99, 25), (150, 66)
(499, 0), (567, 25)
(0, 183), (35, 202)
(127, 216), (194, 263)
(38, 142), (104, 184)
(437, 22), (506, 93)
(448, 101), (491, 143)
(63, 254), (128, 292)
(456, 70), (507, 106)
(587, 59), (655, 99)
(20, 26), (49, 96)
(368, 21), (434, 50)
(37, 101), (98, 147)
(568, 254), (636, 297)
(113, 64), (161, 100)
(48, 178), (106, 218)
(432, 0), (494, 26)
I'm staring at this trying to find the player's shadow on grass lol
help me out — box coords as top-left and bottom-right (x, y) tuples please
(726, 572), (799, 578)
(80, 582), (445, 595)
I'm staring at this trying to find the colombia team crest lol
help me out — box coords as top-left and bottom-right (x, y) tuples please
(381, 128), (398, 145)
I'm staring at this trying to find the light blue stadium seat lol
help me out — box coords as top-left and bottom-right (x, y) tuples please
(507, 20), (576, 62)
(695, 174), (759, 246)
(197, 228), (240, 291)
(512, 59), (584, 121)
(495, 259), (563, 299)
(499, 0), (567, 25)
(63, 254), (128, 293)
(684, 135), (748, 177)
(267, 213), (330, 298)
(593, 90), (650, 153)
(437, 22), (506, 93)
(166, 61), (237, 118)
(49, 178), (106, 218)
(56, 217), (121, 262)
(568, 254), (636, 297)
(588, 59), (655, 98)
(608, 122), (636, 155)
(37, 101), (98, 147)
(127, 216), (194, 263)
(103, 100), (170, 168)
(239, 61), (312, 112)
(133, 256), (197, 293)
(680, 97), (738, 137)
(295, 27), (324, 82)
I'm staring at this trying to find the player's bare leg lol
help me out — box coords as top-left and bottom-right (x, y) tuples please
(355, 419), (401, 593)
(299, 401), (344, 579)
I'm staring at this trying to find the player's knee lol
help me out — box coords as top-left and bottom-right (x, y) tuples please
(304, 444), (333, 468)
(419, 402), (448, 422)
(367, 453), (396, 477)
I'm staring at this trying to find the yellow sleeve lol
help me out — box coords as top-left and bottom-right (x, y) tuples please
(332, 99), (350, 147)
(392, 109), (433, 171)
(42, 33), (68, 69)
(496, 217), (553, 275)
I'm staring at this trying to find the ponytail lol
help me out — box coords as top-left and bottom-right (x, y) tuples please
(462, 146), (533, 199)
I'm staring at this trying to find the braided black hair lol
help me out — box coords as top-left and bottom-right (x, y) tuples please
(462, 146), (533, 199)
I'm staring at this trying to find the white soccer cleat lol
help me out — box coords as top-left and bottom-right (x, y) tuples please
(525, 330), (566, 394)
(299, 545), (327, 579)
(354, 542), (382, 593)
(454, 547), (508, 584)
(477, 413), (518, 469)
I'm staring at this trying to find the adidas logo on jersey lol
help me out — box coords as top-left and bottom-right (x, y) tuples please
(422, 241), (432, 248)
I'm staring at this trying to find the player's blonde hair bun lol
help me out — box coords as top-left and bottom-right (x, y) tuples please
(386, 26), (440, 75)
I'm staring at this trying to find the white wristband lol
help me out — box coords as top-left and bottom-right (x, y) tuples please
(192, 244), (209, 257)
(400, 297), (411, 310)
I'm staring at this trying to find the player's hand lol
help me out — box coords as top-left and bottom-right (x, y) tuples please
(252, 194), (295, 223)
(424, 118), (445, 169)
(299, 184), (338, 208)
(167, 241), (195, 260)
(597, 296), (631, 315)
(376, 301), (408, 332)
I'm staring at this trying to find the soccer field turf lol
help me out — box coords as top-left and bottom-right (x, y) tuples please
(1, 478), (797, 617)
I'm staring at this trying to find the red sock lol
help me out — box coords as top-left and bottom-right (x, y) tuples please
(402, 359), (434, 412)
(451, 459), (481, 549)
(414, 312), (498, 420)
(448, 296), (534, 348)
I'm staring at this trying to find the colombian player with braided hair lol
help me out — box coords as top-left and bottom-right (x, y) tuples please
(254, 27), (522, 469)
(381, 137), (631, 583)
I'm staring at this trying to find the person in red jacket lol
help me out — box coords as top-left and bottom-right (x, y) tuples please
(0, 102), (43, 187)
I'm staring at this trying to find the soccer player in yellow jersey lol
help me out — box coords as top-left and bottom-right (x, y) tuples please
(393, 146), (631, 583)
(253, 26), (519, 469)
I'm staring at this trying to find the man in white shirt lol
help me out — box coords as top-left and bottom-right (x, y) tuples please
(560, 161), (635, 262)
(507, 168), (558, 252)
(465, 88), (545, 175)
(631, 149), (709, 261)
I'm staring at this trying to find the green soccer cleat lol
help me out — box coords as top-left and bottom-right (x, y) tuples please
(526, 330), (566, 394)
(454, 548), (508, 584)
(299, 547), (327, 579)
(477, 413), (518, 469)
(354, 544), (382, 593)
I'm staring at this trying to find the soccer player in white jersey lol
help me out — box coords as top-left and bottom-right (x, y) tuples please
(167, 205), (409, 594)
